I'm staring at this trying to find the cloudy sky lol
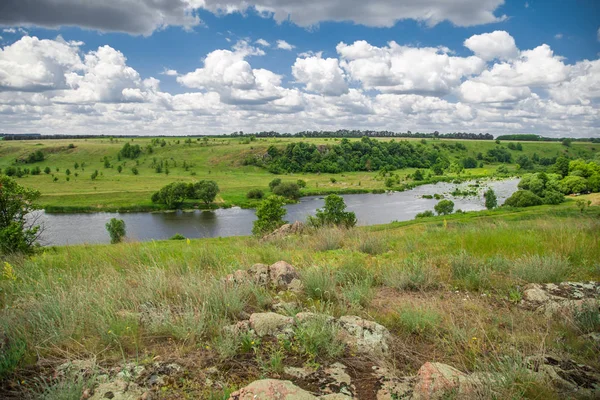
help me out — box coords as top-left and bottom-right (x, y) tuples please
(0, 0), (598, 137)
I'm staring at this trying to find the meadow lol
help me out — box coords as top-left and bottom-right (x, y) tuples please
(0, 136), (596, 211)
(0, 196), (599, 399)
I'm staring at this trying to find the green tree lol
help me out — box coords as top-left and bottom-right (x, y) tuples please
(65, 169), (71, 176)
(105, 218), (126, 244)
(297, 179), (307, 188)
(307, 194), (357, 228)
(246, 189), (264, 199)
(44, 167), (51, 174)
(269, 178), (282, 190)
(434, 199), (454, 215)
(0, 175), (41, 254)
(413, 170), (424, 181)
(252, 195), (287, 235)
(503, 190), (543, 207)
(151, 182), (188, 208)
(91, 170), (98, 180)
(484, 189), (497, 210)
(554, 156), (570, 178)
(188, 180), (219, 205)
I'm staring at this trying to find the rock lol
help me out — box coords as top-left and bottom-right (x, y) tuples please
(520, 282), (600, 317)
(56, 359), (96, 378)
(269, 261), (301, 290)
(412, 362), (472, 400)
(89, 379), (145, 400)
(338, 315), (390, 354)
(229, 379), (318, 399)
(249, 312), (294, 337)
(284, 366), (315, 380)
(371, 366), (413, 400)
(223, 320), (251, 336)
(322, 363), (354, 396)
(116, 363), (145, 380)
(318, 395), (353, 399)
(295, 312), (335, 324)
(225, 269), (250, 284)
(262, 221), (305, 241)
(527, 355), (600, 394)
(523, 285), (550, 304)
(249, 263), (270, 286)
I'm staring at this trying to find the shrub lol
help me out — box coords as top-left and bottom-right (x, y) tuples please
(434, 199), (454, 215)
(170, 233), (186, 240)
(119, 143), (142, 159)
(246, 189), (264, 199)
(90, 170), (98, 180)
(484, 189), (497, 210)
(0, 176), (41, 254)
(395, 307), (441, 335)
(415, 210), (434, 219)
(542, 190), (564, 205)
(252, 195), (287, 235)
(268, 178), (282, 191)
(559, 176), (588, 194)
(303, 266), (336, 302)
(131, 167), (139, 175)
(293, 315), (344, 360)
(503, 190), (542, 207)
(44, 166), (51, 174)
(307, 194), (357, 228)
(511, 254), (570, 283)
(330, 177), (337, 184)
(357, 233), (388, 255)
(272, 182), (300, 200)
(296, 179), (307, 188)
(105, 218), (126, 244)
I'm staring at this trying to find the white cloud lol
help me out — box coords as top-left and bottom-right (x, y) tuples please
(459, 80), (531, 103)
(276, 40), (295, 51)
(475, 44), (569, 87)
(554, 33), (563, 39)
(548, 59), (600, 105)
(162, 69), (179, 76)
(292, 55), (348, 96)
(464, 31), (519, 61)
(0, 35), (82, 91)
(337, 40), (485, 95)
(255, 38), (270, 47)
(2, 28), (16, 33)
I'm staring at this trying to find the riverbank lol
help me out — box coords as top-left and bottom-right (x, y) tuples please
(2, 197), (599, 399)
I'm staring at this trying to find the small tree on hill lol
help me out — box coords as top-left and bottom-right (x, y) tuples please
(484, 189), (497, 210)
(252, 195), (287, 235)
(434, 199), (454, 215)
(188, 180), (219, 205)
(105, 218), (126, 244)
(0, 175), (41, 254)
(308, 194), (357, 228)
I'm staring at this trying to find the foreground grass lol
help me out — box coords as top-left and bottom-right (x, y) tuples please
(0, 204), (599, 397)
(1, 137), (596, 211)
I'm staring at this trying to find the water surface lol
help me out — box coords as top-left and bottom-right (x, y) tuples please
(37, 178), (518, 246)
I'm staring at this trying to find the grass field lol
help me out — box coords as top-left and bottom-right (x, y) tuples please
(0, 196), (599, 398)
(1, 137), (597, 211)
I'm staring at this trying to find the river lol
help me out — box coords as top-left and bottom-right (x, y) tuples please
(35, 178), (519, 246)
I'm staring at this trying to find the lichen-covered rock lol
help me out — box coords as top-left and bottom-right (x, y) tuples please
(269, 261), (301, 290)
(225, 269), (250, 284)
(371, 366), (414, 400)
(412, 362), (472, 400)
(338, 315), (390, 354)
(527, 355), (600, 395)
(89, 379), (146, 400)
(321, 363), (354, 396)
(520, 282), (600, 316)
(262, 221), (305, 241)
(229, 379), (318, 399)
(249, 263), (270, 285)
(249, 312), (294, 337)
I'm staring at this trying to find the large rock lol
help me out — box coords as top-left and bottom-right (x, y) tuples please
(229, 379), (318, 400)
(338, 315), (390, 354)
(249, 263), (270, 286)
(412, 362), (475, 400)
(249, 312), (294, 337)
(269, 261), (301, 290)
(520, 282), (600, 316)
(527, 355), (600, 395)
(89, 379), (145, 400)
(262, 221), (304, 241)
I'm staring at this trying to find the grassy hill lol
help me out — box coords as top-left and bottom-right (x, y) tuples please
(0, 137), (597, 211)
(0, 197), (598, 398)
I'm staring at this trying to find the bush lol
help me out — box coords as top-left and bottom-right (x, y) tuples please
(105, 218), (126, 244)
(131, 167), (139, 175)
(293, 315), (344, 361)
(297, 179), (307, 188)
(268, 178), (282, 191)
(272, 182), (300, 200)
(559, 176), (588, 194)
(415, 210), (434, 219)
(542, 190), (564, 205)
(484, 189), (497, 210)
(434, 199), (454, 215)
(246, 189), (264, 199)
(170, 233), (186, 240)
(252, 195), (287, 235)
(503, 190), (543, 208)
(307, 194), (357, 228)
(119, 143), (142, 159)
(0, 176), (41, 254)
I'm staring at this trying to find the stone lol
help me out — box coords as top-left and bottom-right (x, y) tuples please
(295, 312), (335, 324)
(89, 379), (144, 400)
(284, 366), (315, 380)
(225, 269), (250, 284)
(338, 315), (390, 354)
(262, 221), (305, 241)
(229, 379), (318, 400)
(527, 355), (600, 394)
(322, 363), (354, 396)
(371, 366), (414, 400)
(269, 261), (301, 290)
(523, 286), (550, 303)
(412, 362), (470, 400)
(318, 395), (353, 399)
(249, 312), (294, 337)
(223, 320), (251, 335)
(249, 263), (270, 286)
(56, 359), (96, 377)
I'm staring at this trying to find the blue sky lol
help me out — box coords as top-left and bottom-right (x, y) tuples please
(0, 0), (598, 136)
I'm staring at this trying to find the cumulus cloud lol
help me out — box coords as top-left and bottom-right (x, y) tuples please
(162, 69), (179, 76)
(255, 38), (270, 47)
(0, 35), (82, 91)
(337, 40), (485, 96)
(276, 40), (295, 50)
(464, 31), (519, 61)
(0, 0), (200, 35)
(459, 80), (531, 103)
(548, 59), (600, 105)
(292, 55), (348, 96)
(200, 0), (506, 28)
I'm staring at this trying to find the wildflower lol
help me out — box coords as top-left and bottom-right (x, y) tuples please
(2, 262), (17, 281)
(186, 238), (191, 245)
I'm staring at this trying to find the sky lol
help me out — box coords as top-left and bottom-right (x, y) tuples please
(0, 0), (598, 137)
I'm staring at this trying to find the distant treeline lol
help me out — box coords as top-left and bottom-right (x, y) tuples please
(495, 134), (600, 143)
